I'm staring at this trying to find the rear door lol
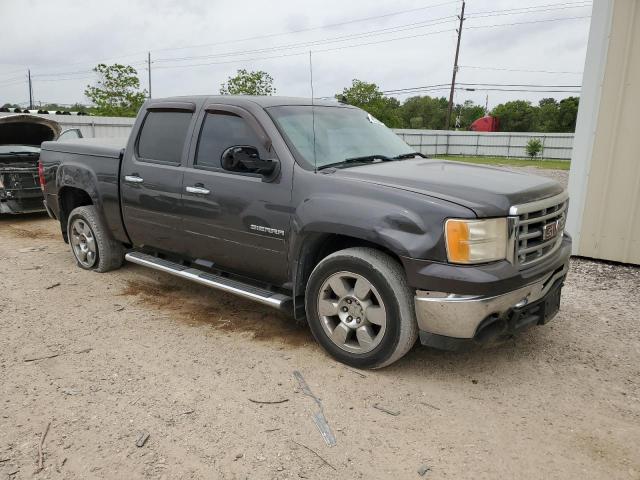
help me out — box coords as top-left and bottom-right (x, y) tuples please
(121, 102), (197, 253)
(179, 104), (292, 284)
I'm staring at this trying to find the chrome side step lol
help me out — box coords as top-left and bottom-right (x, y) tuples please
(125, 251), (292, 310)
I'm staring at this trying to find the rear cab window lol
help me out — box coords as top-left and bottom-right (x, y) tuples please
(137, 111), (193, 164)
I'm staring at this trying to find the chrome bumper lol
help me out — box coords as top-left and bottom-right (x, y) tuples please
(414, 263), (569, 339)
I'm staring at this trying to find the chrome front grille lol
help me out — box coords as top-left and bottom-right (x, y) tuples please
(509, 191), (568, 269)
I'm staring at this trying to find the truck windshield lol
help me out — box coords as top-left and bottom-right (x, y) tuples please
(267, 105), (414, 170)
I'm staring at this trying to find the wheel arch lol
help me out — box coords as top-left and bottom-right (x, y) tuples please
(291, 231), (406, 321)
(58, 186), (93, 242)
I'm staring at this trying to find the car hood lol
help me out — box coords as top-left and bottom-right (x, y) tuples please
(332, 158), (565, 217)
(0, 114), (61, 146)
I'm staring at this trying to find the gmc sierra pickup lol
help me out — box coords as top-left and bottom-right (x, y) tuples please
(39, 96), (571, 368)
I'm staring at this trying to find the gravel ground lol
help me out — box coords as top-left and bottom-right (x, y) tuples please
(1, 167), (639, 480)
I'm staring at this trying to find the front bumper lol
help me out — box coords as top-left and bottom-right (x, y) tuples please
(413, 235), (571, 351)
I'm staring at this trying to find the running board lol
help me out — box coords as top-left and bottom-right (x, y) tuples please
(125, 251), (292, 310)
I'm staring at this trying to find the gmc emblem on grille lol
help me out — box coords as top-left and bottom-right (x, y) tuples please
(542, 222), (558, 241)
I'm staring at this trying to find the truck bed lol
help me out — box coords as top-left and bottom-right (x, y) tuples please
(40, 137), (130, 243)
(42, 137), (127, 158)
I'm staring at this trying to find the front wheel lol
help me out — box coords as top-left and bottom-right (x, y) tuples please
(67, 205), (124, 272)
(305, 247), (418, 369)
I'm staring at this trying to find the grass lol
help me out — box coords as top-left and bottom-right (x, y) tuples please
(434, 155), (570, 170)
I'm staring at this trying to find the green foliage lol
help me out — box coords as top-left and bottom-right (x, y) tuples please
(335, 78), (579, 132)
(491, 100), (536, 132)
(220, 69), (275, 96)
(492, 97), (580, 133)
(84, 64), (147, 117)
(556, 96), (579, 132)
(456, 100), (486, 130)
(526, 138), (543, 159)
(534, 98), (559, 132)
(400, 95), (449, 129)
(337, 79), (403, 128)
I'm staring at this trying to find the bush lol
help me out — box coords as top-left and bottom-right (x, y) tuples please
(526, 138), (543, 159)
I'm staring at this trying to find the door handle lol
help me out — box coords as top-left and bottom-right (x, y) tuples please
(124, 175), (144, 184)
(185, 186), (211, 195)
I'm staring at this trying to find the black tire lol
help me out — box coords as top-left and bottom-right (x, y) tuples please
(67, 205), (124, 272)
(305, 247), (418, 369)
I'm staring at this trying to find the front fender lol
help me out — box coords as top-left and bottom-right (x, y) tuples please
(291, 193), (438, 259)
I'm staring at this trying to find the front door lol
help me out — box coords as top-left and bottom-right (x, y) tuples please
(121, 106), (196, 253)
(179, 106), (291, 285)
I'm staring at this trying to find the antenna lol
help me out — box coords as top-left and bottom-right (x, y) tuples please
(309, 50), (318, 171)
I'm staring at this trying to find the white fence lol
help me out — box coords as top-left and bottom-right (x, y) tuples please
(393, 129), (574, 160)
(1, 112), (573, 160)
(0, 112), (135, 138)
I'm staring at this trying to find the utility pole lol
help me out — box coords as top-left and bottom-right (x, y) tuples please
(147, 52), (152, 98)
(28, 69), (33, 110)
(445, 0), (465, 130)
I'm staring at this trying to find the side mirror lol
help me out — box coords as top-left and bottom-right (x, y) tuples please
(221, 146), (277, 176)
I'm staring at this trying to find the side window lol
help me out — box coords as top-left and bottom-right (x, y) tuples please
(137, 111), (192, 164)
(195, 112), (262, 169)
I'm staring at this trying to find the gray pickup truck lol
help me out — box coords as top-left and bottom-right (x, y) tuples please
(39, 96), (570, 368)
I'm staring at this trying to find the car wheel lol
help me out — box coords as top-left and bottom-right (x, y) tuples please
(305, 247), (418, 369)
(67, 205), (124, 272)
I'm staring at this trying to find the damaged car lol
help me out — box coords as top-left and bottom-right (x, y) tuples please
(0, 114), (63, 214)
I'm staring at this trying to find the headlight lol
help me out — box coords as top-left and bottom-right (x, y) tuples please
(445, 218), (508, 264)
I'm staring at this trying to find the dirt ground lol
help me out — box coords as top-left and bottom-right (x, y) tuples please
(1, 168), (639, 480)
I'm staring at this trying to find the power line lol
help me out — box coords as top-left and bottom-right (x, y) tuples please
(383, 82), (581, 95)
(5, 7), (591, 82)
(460, 65), (582, 75)
(151, 0), (460, 54)
(153, 27), (455, 70)
(153, 16), (457, 64)
(4, 2), (590, 79)
(466, 15), (591, 29)
(461, 87), (581, 93)
(467, 1), (592, 18)
(1, 0), (459, 78)
(459, 82), (581, 87)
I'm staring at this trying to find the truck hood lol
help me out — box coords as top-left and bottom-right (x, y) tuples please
(0, 114), (61, 146)
(333, 158), (564, 217)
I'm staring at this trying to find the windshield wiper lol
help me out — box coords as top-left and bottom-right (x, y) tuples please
(317, 154), (392, 170)
(392, 152), (427, 160)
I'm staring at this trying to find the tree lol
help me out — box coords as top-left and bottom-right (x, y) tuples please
(556, 96), (579, 132)
(526, 138), (543, 158)
(491, 100), (536, 132)
(400, 95), (449, 129)
(533, 98), (559, 132)
(84, 64), (147, 117)
(337, 79), (403, 127)
(456, 100), (486, 130)
(220, 69), (275, 95)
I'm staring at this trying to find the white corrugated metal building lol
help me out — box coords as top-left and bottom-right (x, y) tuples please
(567, 0), (640, 265)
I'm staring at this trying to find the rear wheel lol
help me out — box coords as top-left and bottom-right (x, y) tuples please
(305, 247), (418, 369)
(67, 206), (124, 272)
